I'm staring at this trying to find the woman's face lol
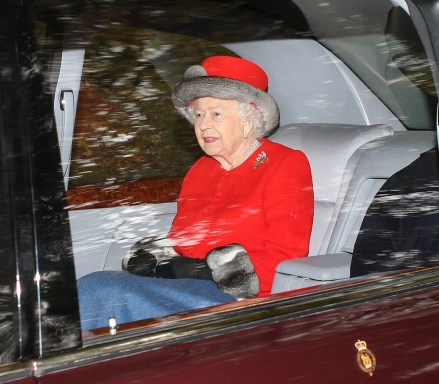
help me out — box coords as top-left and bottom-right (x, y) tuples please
(193, 97), (249, 162)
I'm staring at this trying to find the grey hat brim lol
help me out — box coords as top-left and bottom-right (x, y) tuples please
(172, 76), (280, 136)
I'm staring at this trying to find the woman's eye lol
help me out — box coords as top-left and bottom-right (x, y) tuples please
(194, 112), (202, 119)
(212, 112), (223, 120)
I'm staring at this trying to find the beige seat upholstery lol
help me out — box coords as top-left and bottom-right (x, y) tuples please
(271, 130), (436, 294)
(270, 123), (394, 256)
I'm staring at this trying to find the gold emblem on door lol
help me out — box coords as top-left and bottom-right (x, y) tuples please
(355, 340), (376, 376)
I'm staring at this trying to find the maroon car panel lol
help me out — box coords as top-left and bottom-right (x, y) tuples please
(34, 285), (439, 384)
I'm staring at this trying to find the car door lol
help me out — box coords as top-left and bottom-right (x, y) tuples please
(1, 1), (439, 383)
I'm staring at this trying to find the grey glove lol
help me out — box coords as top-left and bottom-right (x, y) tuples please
(206, 243), (259, 300)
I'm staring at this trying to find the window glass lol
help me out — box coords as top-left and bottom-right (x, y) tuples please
(33, 0), (308, 206)
(70, 28), (224, 189)
(295, 0), (437, 130)
(27, 0), (439, 336)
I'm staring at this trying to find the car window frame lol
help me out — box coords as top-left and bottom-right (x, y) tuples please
(69, 0), (439, 343)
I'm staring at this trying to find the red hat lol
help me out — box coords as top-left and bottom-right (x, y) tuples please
(172, 55), (279, 136)
(201, 56), (268, 91)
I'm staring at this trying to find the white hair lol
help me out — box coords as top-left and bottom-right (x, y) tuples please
(235, 100), (265, 138)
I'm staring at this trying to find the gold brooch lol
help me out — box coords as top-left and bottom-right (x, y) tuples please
(355, 340), (377, 376)
(253, 151), (268, 168)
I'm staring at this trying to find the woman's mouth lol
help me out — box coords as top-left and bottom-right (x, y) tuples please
(203, 137), (218, 144)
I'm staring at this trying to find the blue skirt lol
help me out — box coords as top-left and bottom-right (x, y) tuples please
(77, 271), (235, 330)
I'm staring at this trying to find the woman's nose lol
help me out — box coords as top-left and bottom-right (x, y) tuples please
(197, 115), (210, 131)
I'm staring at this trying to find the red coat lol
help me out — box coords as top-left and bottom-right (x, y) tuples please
(169, 139), (314, 296)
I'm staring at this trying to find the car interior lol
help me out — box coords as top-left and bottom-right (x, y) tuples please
(46, 1), (437, 314)
(270, 125), (436, 292)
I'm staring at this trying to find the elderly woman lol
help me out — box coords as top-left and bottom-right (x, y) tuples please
(77, 56), (313, 329)
(126, 56), (314, 296)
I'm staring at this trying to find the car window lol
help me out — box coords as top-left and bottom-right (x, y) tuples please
(34, 0), (307, 205)
(50, 0), (436, 212)
(36, 0), (437, 208)
(294, 0), (437, 130)
(70, 28), (219, 190)
(10, 0), (438, 338)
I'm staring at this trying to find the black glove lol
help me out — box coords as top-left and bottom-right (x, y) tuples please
(122, 239), (159, 277)
(156, 257), (212, 280)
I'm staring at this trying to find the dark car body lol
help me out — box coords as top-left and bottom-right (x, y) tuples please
(1, 0), (439, 383)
